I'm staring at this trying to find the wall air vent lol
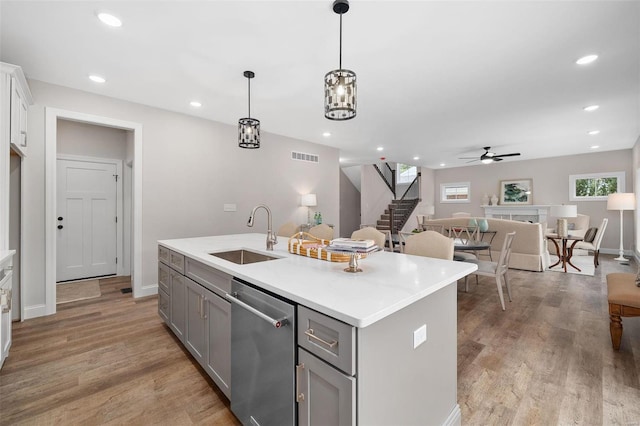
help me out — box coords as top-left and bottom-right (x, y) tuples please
(291, 151), (319, 163)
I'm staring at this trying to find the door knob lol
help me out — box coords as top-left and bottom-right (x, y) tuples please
(57, 217), (63, 221)
(57, 225), (63, 229)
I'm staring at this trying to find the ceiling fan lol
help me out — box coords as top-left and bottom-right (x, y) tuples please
(459, 146), (521, 164)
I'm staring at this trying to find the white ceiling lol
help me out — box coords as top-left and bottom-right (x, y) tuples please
(1, 1), (639, 169)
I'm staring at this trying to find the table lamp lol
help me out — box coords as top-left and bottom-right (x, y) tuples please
(301, 193), (317, 225)
(607, 192), (636, 263)
(550, 204), (577, 238)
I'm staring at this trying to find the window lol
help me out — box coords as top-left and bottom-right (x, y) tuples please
(440, 182), (470, 203)
(397, 163), (417, 184)
(569, 171), (625, 201)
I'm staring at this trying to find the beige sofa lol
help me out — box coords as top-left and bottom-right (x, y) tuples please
(425, 217), (548, 272)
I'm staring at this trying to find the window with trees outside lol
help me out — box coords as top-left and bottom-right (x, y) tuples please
(397, 163), (417, 184)
(440, 182), (470, 203)
(569, 171), (625, 201)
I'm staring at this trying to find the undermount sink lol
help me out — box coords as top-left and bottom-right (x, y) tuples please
(209, 249), (280, 265)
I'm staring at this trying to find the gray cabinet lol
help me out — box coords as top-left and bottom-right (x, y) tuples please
(185, 277), (206, 363)
(297, 306), (356, 426)
(159, 246), (231, 400)
(297, 348), (356, 426)
(169, 270), (186, 342)
(204, 289), (231, 399)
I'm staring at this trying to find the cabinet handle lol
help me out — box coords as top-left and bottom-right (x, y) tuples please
(200, 295), (205, 320)
(304, 329), (338, 348)
(1, 289), (11, 313)
(295, 363), (305, 402)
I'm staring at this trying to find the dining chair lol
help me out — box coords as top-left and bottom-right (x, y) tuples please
(404, 231), (454, 261)
(452, 212), (471, 218)
(464, 231), (516, 311)
(308, 223), (334, 241)
(422, 223), (445, 235)
(277, 222), (299, 238)
(359, 224), (394, 251)
(573, 218), (608, 267)
(415, 215), (426, 230)
(351, 227), (387, 251)
(449, 226), (480, 261)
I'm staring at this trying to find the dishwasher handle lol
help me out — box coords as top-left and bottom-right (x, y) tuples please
(225, 292), (289, 329)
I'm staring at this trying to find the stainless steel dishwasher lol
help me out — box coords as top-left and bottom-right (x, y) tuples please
(226, 278), (296, 426)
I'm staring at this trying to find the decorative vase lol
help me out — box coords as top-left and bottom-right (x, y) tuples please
(478, 219), (489, 232)
(481, 194), (489, 206)
(491, 194), (499, 206)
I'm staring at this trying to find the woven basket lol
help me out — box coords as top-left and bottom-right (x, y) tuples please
(287, 232), (367, 263)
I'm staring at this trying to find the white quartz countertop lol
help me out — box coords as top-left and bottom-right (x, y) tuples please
(159, 234), (477, 328)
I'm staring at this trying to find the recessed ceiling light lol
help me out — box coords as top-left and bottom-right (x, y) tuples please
(89, 75), (106, 83)
(439, 163), (445, 167)
(576, 54), (598, 65)
(322, 132), (331, 137)
(190, 101), (202, 107)
(588, 130), (600, 135)
(590, 145), (600, 149)
(413, 156), (419, 161)
(97, 12), (122, 27)
(376, 147), (384, 151)
(583, 105), (599, 112)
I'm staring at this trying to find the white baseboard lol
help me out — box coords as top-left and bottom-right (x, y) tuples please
(600, 248), (634, 256)
(23, 304), (48, 320)
(136, 284), (158, 298)
(443, 404), (462, 426)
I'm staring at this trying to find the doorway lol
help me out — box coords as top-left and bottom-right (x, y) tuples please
(40, 108), (143, 320)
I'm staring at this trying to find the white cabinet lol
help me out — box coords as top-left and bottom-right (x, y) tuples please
(1, 63), (32, 158)
(0, 250), (15, 369)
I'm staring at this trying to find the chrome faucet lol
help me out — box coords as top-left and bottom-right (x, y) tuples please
(247, 204), (277, 251)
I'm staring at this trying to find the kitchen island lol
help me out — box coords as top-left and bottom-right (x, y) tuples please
(159, 233), (476, 426)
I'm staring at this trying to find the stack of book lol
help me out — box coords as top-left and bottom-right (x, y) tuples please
(328, 238), (379, 253)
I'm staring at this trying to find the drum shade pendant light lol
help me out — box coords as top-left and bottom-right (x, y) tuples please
(324, 0), (356, 120)
(238, 71), (260, 149)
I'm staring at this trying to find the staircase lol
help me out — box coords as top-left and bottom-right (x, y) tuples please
(376, 198), (420, 233)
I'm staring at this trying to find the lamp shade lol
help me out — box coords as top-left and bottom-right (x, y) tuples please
(607, 193), (636, 211)
(550, 204), (577, 218)
(301, 194), (317, 207)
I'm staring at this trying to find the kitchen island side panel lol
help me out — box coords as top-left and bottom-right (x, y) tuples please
(357, 282), (458, 425)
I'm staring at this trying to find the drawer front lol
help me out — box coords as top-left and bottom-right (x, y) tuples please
(158, 288), (169, 324)
(158, 263), (170, 293)
(158, 246), (170, 265)
(298, 306), (355, 375)
(185, 258), (231, 298)
(169, 251), (185, 273)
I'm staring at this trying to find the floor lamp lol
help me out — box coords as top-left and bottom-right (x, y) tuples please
(607, 192), (636, 263)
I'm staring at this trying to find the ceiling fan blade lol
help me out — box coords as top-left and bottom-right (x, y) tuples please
(493, 153), (520, 158)
(466, 159), (479, 163)
(458, 157), (478, 159)
(493, 158), (503, 162)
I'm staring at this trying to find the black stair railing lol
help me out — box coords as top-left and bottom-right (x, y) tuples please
(373, 162), (396, 198)
(400, 172), (421, 201)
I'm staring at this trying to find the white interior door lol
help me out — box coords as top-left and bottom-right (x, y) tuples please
(56, 158), (117, 282)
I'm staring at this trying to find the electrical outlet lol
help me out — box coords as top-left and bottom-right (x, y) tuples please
(413, 324), (427, 349)
(223, 204), (237, 212)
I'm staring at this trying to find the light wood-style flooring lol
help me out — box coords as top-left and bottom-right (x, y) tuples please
(1, 256), (639, 425)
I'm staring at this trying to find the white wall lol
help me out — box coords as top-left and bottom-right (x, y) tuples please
(360, 165), (393, 226)
(339, 169), (361, 237)
(57, 119), (127, 159)
(434, 149), (633, 252)
(23, 79), (340, 317)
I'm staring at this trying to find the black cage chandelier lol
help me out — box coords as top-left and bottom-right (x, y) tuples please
(238, 70), (260, 149)
(324, 0), (356, 120)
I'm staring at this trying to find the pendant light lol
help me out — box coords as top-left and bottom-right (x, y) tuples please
(238, 70), (260, 149)
(324, 0), (356, 120)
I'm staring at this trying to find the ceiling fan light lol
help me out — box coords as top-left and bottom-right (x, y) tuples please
(481, 158), (494, 164)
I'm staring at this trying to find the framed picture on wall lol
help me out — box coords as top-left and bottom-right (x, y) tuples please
(500, 179), (533, 205)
